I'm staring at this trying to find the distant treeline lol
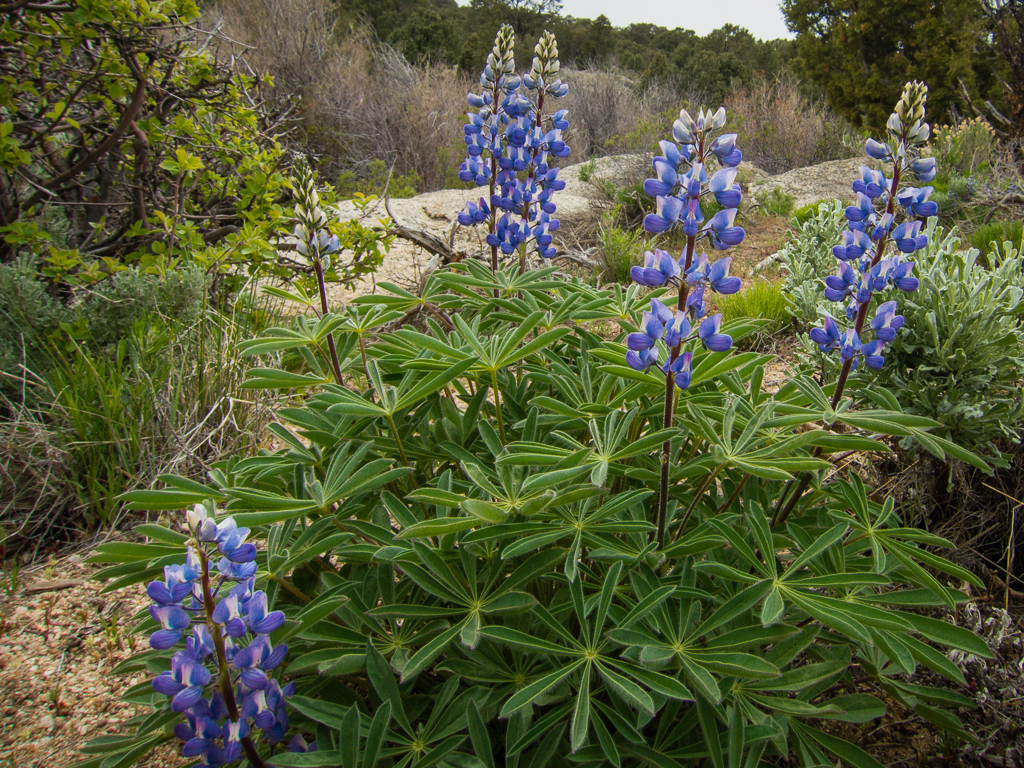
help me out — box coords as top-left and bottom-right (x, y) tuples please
(336, 0), (796, 103)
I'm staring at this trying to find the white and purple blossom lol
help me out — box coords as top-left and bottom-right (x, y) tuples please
(810, 82), (933, 375)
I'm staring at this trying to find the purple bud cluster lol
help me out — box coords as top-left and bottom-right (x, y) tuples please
(457, 27), (570, 261)
(146, 504), (311, 767)
(810, 83), (935, 373)
(625, 106), (746, 389)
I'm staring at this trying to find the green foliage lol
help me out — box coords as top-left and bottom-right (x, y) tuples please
(45, 300), (276, 525)
(77, 267), (207, 348)
(0, 0), (394, 303)
(968, 219), (1023, 262)
(92, 253), (986, 767)
(775, 200), (847, 327)
(754, 187), (796, 219)
(597, 207), (647, 283)
(576, 157), (598, 183)
(0, 256), (72, 378)
(782, 0), (1002, 133)
(853, 221), (1024, 457)
(790, 200), (832, 227)
(717, 280), (789, 337)
(337, 160), (421, 200)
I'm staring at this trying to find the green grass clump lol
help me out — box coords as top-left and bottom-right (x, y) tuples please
(754, 186), (795, 218)
(598, 214), (648, 284)
(968, 220), (1023, 261)
(717, 279), (789, 336)
(790, 199), (833, 227)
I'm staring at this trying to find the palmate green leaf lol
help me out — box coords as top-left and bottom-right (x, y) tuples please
(406, 489), (466, 507)
(691, 580), (772, 639)
(746, 693), (843, 717)
(791, 721), (885, 768)
(460, 498), (508, 523)
(500, 661), (584, 717)
(467, 702), (494, 768)
(394, 517), (478, 540)
(696, 695), (725, 768)
(817, 694), (887, 723)
(570, 663), (592, 753)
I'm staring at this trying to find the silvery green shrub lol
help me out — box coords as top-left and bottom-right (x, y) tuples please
(776, 200), (846, 328)
(858, 221), (1024, 458)
(78, 70), (990, 768)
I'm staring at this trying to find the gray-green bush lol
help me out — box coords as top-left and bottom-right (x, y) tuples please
(784, 215), (1024, 458)
(774, 200), (847, 328)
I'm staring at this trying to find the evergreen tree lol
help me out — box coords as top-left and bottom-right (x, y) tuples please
(782, 0), (997, 131)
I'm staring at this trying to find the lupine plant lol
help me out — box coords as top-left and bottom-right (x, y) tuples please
(625, 106), (746, 547)
(145, 501), (308, 768)
(457, 26), (570, 274)
(80, 71), (991, 768)
(775, 82), (945, 522)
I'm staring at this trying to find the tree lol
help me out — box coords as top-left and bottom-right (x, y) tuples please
(0, 0), (298, 289)
(979, 0), (1024, 138)
(782, 0), (997, 132)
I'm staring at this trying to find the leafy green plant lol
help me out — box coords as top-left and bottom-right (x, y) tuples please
(577, 157), (598, 183)
(850, 220), (1024, 459)
(86, 247), (989, 767)
(753, 186), (796, 218)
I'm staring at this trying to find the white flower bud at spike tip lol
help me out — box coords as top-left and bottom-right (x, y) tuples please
(712, 107), (727, 130)
(887, 112), (903, 136)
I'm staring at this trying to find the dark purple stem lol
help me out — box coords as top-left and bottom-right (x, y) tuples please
(197, 546), (267, 768)
(773, 161), (904, 526)
(313, 259), (343, 385)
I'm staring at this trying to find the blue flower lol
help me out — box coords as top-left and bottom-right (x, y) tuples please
(149, 605), (192, 650)
(644, 156), (677, 197)
(891, 260), (919, 291)
(709, 168), (741, 207)
(844, 193), (874, 224)
(705, 208), (745, 250)
(853, 166), (888, 198)
(870, 301), (905, 343)
(910, 157), (937, 182)
(630, 249), (680, 287)
(809, 316), (841, 352)
(626, 347), (660, 371)
(707, 257), (741, 294)
(663, 351), (693, 391)
(698, 313), (732, 352)
(865, 138), (891, 160)
(663, 311), (691, 348)
(890, 221), (927, 253)
(627, 299), (672, 351)
(147, 564), (197, 606)
(832, 229), (873, 261)
(824, 262), (858, 302)
(861, 339), (886, 370)
(839, 329), (862, 364)
(643, 195), (682, 234)
(153, 651), (211, 712)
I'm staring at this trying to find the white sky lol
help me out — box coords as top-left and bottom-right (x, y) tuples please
(515, 1), (793, 40)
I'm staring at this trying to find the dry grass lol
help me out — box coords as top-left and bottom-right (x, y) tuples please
(726, 74), (855, 174)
